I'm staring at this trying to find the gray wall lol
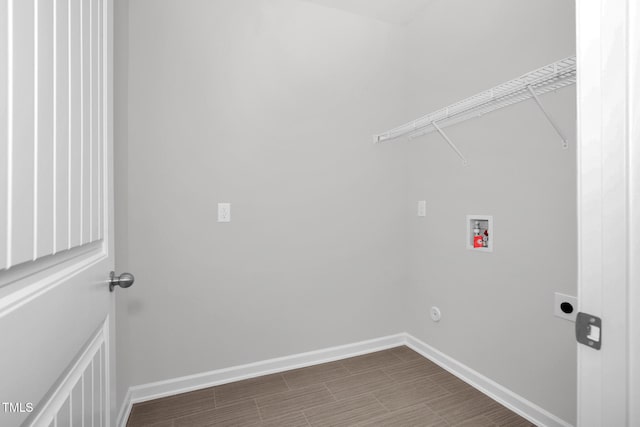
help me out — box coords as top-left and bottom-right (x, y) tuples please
(114, 0), (577, 423)
(115, 0), (410, 409)
(114, 0), (130, 408)
(403, 0), (576, 423)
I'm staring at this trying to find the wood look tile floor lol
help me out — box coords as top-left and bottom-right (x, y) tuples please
(127, 346), (535, 427)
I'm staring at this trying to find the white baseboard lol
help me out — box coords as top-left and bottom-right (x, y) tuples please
(116, 334), (405, 427)
(117, 333), (573, 427)
(405, 334), (573, 427)
(116, 388), (133, 427)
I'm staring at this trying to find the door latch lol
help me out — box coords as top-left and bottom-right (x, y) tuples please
(575, 312), (602, 350)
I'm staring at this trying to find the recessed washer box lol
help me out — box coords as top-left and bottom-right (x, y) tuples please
(466, 215), (493, 252)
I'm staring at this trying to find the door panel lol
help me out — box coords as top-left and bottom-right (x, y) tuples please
(1, 257), (109, 419)
(91, 0), (101, 243)
(2, 0), (104, 269)
(57, 398), (70, 427)
(9, 0), (36, 267)
(0, 0), (7, 270)
(81, 0), (90, 246)
(69, 0), (83, 250)
(35, 0), (55, 260)
(71, 381), (83, 426)
(25, 313), (109, 427)
(54, 0), (70, 255)
(0, 0), (113, 426)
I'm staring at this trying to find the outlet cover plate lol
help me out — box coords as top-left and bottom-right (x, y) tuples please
(554, 292), (578, 322)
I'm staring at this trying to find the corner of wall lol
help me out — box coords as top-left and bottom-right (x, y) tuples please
(113, 0), (130, 417)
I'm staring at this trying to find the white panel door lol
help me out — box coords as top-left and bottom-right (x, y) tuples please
(0, 0), (114, 426)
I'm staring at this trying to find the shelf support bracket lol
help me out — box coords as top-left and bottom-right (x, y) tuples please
(432, 121), (469, 166)
(527, 85), (569, 149)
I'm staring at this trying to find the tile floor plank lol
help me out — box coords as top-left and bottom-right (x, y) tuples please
(172, 399), (261, 427)
(484, 405), (537, 426)
(357, 403), (448, 427)
(427, 390), (502, 426)
(425, 388), (485, 413)
(214, 373), (289, 407)
(136, 421), (174, 427)
(258, 411), (310, 427)
(325, 369), (394, 401)
(382, 358), (443, 383)
(429, 371), (473, 394)
(339, 350), (404, 374)
(304, 394), (388, 427)
(256, 384), (335, 420)
(389, 346), (425, 362)
(127, 388), (215, 426)
(453, 414), (497, 426)
(373, 377), (450, 411)
(282, 361), (351, 389)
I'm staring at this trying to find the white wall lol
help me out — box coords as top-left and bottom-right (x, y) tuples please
(113, 0), (130, 408)
(115, 0), (410, 409)
(115, 0), (577, 423)
(403, 0), (576, 423)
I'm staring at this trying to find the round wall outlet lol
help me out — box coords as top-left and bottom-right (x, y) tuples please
(430, 306), (441, 322)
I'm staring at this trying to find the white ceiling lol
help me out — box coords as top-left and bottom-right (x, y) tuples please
(300, 0), (433, 25)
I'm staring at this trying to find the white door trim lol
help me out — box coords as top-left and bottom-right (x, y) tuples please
(104, 0), (116, 421)
(576, 0), (637, 425)
(627, 0), (640, 424)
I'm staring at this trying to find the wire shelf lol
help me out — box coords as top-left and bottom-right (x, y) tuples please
(373, 56), (576, 143)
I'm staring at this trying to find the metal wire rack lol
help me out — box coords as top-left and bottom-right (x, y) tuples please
(373, 56), (576, 164)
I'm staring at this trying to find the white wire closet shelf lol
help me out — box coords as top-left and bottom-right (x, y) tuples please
(373, 56), (576, 163)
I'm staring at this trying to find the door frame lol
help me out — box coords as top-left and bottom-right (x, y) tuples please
(106, 0), (116, 422)
(576, 0), (639, 425)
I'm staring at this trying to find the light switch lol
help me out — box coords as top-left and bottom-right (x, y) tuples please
(417, 200), (426, 217)
(218, 203), (231, 222)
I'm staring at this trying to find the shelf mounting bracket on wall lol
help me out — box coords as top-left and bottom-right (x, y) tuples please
(428, 121), (469, 166)
(526, 85), (569, 149)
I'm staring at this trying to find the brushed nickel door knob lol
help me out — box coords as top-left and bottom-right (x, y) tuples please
(109, 271), (135, 292)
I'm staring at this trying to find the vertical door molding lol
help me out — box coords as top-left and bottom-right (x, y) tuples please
(576, 0), (637, 425)
(628, 1), (640, 425)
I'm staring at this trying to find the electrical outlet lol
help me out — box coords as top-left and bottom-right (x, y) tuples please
(554, 292), (577, 322)
(430, 306), (441, 322)
(217, 203), (231, 222)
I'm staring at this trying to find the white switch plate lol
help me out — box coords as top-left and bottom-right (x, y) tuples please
(554, 292), (577, 322)
(417, 200), (426, 217)
(217, 203), (231, 222)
